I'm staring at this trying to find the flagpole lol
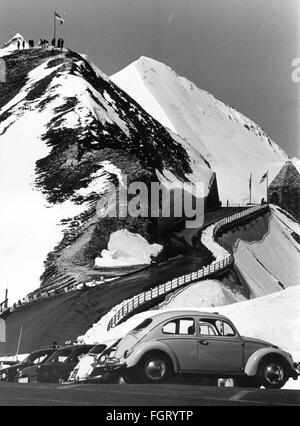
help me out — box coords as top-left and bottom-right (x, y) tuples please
(54, 12), (56, 44)
(266, 170), (269, 203)
(249, 173), (252, 204)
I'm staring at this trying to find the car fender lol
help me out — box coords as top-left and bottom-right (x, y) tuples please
(244, 347), (293, 376)
(124, 340), (180, 372)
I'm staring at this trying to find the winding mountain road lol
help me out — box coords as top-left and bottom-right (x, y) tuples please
(1, 207), (261, 355)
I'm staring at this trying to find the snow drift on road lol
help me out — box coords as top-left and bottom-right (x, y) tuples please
(95, 229), (163, 267)
(112, 57), (287, 204)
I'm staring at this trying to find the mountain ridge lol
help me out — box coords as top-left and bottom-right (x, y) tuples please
(0, 48), (205, 301)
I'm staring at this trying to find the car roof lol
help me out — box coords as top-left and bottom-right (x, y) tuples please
(30, 348), (56, 353)
(143, 310), (231, 323)
(56, 344), (94, 350)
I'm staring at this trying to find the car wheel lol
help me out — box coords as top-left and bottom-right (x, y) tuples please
(136, 352), (172, 384)
(258, 358), (288, 389)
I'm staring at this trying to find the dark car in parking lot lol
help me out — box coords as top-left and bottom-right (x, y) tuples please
(17, 345), (94, 383)
(0, 348), (56, 382)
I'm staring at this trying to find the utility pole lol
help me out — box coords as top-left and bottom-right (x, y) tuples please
(16, 326), (23, 357)
(5, 286), (8, 308)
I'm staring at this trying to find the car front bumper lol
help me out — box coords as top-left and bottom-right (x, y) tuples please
(95, 361), (127, 373)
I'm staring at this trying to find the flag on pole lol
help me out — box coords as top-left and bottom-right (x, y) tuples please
(259, 171), (268, 184)
(55, 12), (65, 25)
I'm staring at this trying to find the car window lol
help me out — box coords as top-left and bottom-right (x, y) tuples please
(70, 347), (91, 363)
(200, 318), (236, 337)
(47, 349), (73, 364)
(199, 322), (217, 336)
(32, 354), (48, 365)
(22, 350), (53, 365)
(163, 318), (195, 335)
(215, 320), (236, 337)
(90, 345), (107, 355)
(133, 318), (153, 332)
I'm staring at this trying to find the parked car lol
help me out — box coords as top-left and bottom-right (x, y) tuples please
(0, 348), (56, 382)
(68, 343), (108, 383)
(72, 340), (124, 384)
(17, 345), (94, 383)
(95, 310), (299, 389)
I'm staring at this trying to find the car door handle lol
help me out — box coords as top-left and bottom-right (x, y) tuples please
(199, 340), (209, 345)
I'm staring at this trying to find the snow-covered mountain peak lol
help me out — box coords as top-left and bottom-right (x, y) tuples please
(0, 33), (28, 56)
(112, 57), (288, 204)
(2, 33), (26, 48)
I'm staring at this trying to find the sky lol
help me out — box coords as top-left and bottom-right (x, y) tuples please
(0, 0), (299, 158)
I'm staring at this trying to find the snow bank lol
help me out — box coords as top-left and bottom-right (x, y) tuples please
(95, 230), (163, 268)
(77, 296), (138, 344)
(160, 280), (246, 309)
(234, 205), (300, 297)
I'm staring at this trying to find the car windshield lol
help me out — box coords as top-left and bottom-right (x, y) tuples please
(21, 350), (54, 365)
(90, 344), (107, 355)
(46, 348), (73, 364)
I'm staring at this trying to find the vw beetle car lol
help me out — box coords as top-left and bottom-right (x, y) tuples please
(17, 345), (93, 383)
(97, 310), (299, 388)
(0, 348), (56, 382)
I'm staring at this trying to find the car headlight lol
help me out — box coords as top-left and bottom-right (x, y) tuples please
(100, 355), (107, 363)
(1, 372), (7, 380)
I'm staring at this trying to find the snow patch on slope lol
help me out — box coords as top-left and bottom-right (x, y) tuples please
(160, 279), (246, 309)
(0, 112), (86, 303)
(95, 230), (163, 267)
